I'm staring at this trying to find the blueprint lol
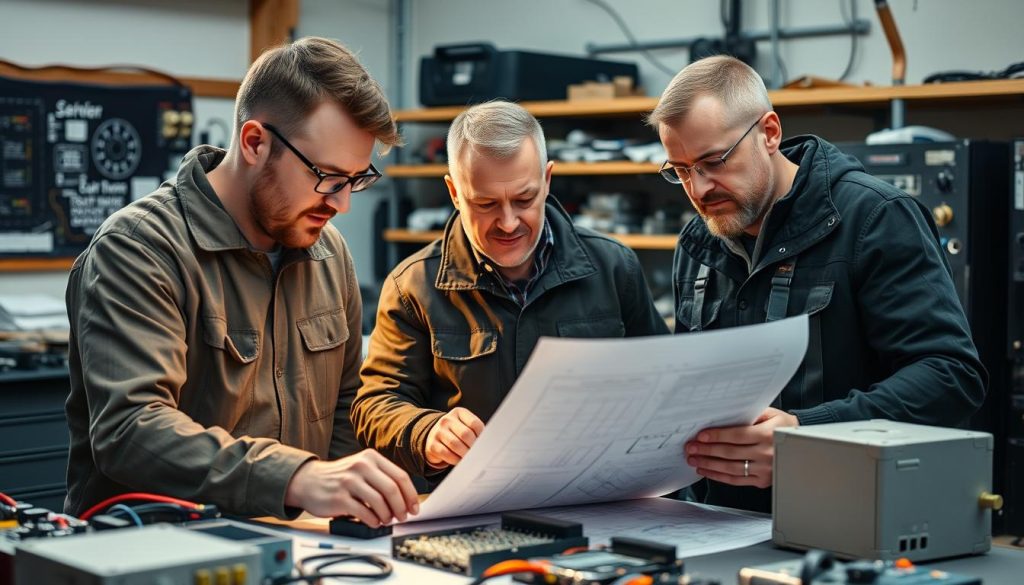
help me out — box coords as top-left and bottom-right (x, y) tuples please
(412, 315), (808, 522)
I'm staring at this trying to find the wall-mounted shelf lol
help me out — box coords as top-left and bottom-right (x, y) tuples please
(0, 258), (76, 272)
(0, 63), (239, 99)
(387, 161), (661, 178)
(384, 229), (678, 250)
(394, 79), (1024, 122)
(384, 78), (1024, 267)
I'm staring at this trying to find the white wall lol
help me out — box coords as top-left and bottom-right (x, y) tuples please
(298, 0), (396, 287)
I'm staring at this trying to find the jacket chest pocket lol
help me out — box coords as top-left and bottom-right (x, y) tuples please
(430, 328), (498, 404)
(675, 298), (723, 332)
(297, 308), (350, 422)
(200, 317), (260, 420)
(556, 315), (626, 338)
(801, 282), (834, 317)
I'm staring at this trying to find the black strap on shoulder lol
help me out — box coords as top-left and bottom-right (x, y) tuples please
(690, 264), (711, 332)
(765, 257), (797, 322)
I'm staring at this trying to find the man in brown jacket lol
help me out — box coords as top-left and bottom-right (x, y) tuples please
(353, 101), (668, 482)
(64, 37), (418, 524)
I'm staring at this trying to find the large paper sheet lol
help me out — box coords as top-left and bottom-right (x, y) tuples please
(413, 315), (808, 521)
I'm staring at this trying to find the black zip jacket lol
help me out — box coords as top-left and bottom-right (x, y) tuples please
(673, 135), (986, 511)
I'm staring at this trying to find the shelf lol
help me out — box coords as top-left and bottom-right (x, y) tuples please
(0, 258), (76, 272)
(383, 229), (678, 250)
(0, 63), (239, 99)
(386, 161), (661, 178)
(393, 79), (1024, 122)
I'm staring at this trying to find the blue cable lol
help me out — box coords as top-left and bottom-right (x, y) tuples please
(107, 503), (144, 527)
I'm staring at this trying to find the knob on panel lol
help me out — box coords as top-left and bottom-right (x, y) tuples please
(932, 204), (954, 227)
(936, 170), (954, 192)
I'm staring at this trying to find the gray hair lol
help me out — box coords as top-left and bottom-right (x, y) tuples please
(447, 100), (548, 179)
(647, 55), (771, 130)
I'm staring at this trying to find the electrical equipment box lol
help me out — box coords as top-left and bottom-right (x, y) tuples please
(186, 519), (292, 582)
(13, 524), (261, 585)
(0, 75), (192, 258)
(419, 42), (638, 106)
(773, 420), (997, 561)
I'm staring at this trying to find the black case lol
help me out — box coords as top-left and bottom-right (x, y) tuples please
(419, 42), (638, 106)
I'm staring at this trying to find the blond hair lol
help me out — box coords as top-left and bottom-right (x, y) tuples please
(647, 55), (771, 130)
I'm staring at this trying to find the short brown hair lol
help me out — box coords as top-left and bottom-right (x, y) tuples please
(647, 55), (771, 130)
(234, 36), (401, 154)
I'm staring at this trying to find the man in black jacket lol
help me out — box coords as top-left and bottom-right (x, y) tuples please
(649, 55), (985, 512)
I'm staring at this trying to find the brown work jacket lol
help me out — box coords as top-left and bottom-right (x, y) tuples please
(353, 199), (669, 479)
(64, 146), (362, 518)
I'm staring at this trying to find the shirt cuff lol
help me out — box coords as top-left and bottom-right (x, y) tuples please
(248, 444), (318, 519)
(409, 411), (446, 476)
(789, 403), (838, 426)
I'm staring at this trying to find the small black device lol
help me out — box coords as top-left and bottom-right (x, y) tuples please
(329, 516), (393, 539)
(392, 511), (587, 576)
(419, 42), (638, 106)
(739, 550), (981, 585)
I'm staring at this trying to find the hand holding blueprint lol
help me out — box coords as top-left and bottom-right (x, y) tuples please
(413, 315), (808, 521)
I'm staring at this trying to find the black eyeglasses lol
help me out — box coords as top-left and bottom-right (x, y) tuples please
(262, 123), (382, 195)
(659, 115), (763, 186)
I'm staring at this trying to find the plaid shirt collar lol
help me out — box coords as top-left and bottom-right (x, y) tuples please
(473, 219), (554, 306)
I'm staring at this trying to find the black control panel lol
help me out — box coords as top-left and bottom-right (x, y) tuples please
(1009, 139), (1024, 360)
(1007, 139), (1024, 535)
(0, 76), (192, 258)
(839, 141), (1009, 314)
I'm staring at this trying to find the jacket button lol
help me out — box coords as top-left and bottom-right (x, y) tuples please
(275, 367), (284, 378)
(738, 299), (749, 310)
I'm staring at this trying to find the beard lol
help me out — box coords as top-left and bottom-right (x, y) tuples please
(698, 158), (774, 239)
(249, 163), (335, 249)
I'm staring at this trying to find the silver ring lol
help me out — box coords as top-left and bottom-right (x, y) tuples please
(743, 460), (750, 477)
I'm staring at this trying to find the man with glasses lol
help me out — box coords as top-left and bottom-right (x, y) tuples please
(64, 37), (419, 526)
(650, 56), (984, 512)
(352, 101), (668, 481)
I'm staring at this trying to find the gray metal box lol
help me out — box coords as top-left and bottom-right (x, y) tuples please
(13, 524), (262, 585)
(773, 420), (995, 561)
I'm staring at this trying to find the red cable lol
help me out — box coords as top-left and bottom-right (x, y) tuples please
(0, 491), (16, 506)
(79, 492), (201, 520)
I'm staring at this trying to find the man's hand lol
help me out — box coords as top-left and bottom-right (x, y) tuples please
(684, 407), (799, 489)
(425, 407), (485, 469)
(284, 449), (419, 527)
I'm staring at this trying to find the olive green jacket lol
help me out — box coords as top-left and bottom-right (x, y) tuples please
(65, 146), (362, 518)
(353, 199), (669, 478)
